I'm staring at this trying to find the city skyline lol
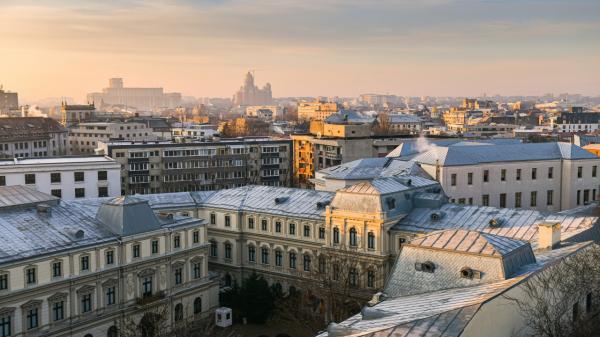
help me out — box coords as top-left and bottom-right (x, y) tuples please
(1, 0), (599, 102)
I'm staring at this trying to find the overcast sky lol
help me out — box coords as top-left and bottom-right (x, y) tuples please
(1, 0), (599, 102)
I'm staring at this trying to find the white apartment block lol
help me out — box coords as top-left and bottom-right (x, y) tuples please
(411, 142), (600, 211)
(68, 122), (157, 154)
(0, 156), (121, 200)
(0, 186), (218, 337)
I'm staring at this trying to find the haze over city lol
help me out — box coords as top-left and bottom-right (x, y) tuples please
(1, 0), (600, 101)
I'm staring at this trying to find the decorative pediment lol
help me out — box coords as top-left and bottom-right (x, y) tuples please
(0, 307), (16, 316)
(138, 268), (155, 277)
(21, 300), (42, 309)
(190, 256), (204, 263)
(76, 285), (95, 294)
(102, 278), (118, 287)
(48, 292), (68, 302)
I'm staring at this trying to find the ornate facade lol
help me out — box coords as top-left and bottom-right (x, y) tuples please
(233, 72), (272, 106)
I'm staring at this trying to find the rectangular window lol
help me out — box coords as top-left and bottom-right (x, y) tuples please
(532, 168), (537, 180)
(500, 193), (506, 208)
(483, 170), (489, 182)
(577, 166), (583, 178)
(52, 262), (62, 278)
(0, 274), (7, 291)
(261, 219), (268, 231)
(51, 189), (62, 198)
(275, 250), (282, 266)
(516, 169), (521, 181)
(81, 294), (92, 313)
(26, 308), (38, 329)
(303, 225), (310, 237)
(547, 190), (553, 206)
(133, 244), (140, 258)
(261, 248), (269, 264)
(289, 253), (296, 269)
(289, 223), (296, 235)
(0, 316), (10, 337)
(98, 186), (108, 197)
(193, 231), (200, 244)
(173, 235), (181, 249)
(106, 287), (116, 305)
(143, 277), (152, 296)
(319, 227), (325, 239)
(210, 213), (216, 225)
(248, 246), (256, 262)
(248, 217), (254, 229)
(193, 262), (202, 279)
(210, 242), (217, 257)
(74, 171), (85, 182)
(482, 194), (489, 206)
(367, 270), (375, 288)
(225, 215), (231, 227)
(467, 172), (473, 185)
(75, 188), (85, 198)
(98, 171), (108, 181)
(0, 176), (5, 186)
(451, 173), (457, 186)
(577, 190), (581, 205)
(515, 192), (521, 208)
(174, 268), (183, 285)
(50, 172), (61, 183)
(224, 244), (232, 259)
(26, 268), (36, 285)
(586, 293), (592, 313)
(275, 221), (282, 233)
(458, 198), (465, 204)
(593, 166), (597, 178)
(53, 301), (64, 321)
(531, 191), (537, 207)
(501, 169), (506, 181)
(548, 167), (553, 179)
(25, 174), (35, 185)
(151, 240), (159, 254)
(80, 256), (89, 271)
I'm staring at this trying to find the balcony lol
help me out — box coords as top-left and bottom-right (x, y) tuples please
(135, 291), (165, 307)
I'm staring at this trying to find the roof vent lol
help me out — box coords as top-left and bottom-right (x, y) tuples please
(36, 204), (52, 214)
(274, 197), (288, 204)
(460, 267), (482, 279)
(430, 211), (444, 221)
(316, 200), (330, 209)
(361, 306), (393, 320)
(74, 229), (85, 239)
(398, 177), (412, 186)
(489, 218), (503, 228)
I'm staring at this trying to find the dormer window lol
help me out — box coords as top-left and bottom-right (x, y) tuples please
(415, 261), (435, 273)
(25, 267), (37, 285)
(386, 197), (396, 210)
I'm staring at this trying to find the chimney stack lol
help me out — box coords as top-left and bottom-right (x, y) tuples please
(538, 222), (561, 249)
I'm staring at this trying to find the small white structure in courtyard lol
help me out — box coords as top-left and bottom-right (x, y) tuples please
(215, 307), (233, 327)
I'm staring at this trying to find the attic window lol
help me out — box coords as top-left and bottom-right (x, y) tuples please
(489, 218), (503, 228)
(430, 211), (444, 221)
(386, 197), (396, 210)
(274, 197), (288, 204)
(415, 261), (435, 273)
(460, 267), (482, 279)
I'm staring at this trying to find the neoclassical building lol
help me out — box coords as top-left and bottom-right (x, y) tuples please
(0, 186), (219, 337)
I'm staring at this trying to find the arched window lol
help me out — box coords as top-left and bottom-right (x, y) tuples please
(174, 303), (183, 321)
(248, 246), (256, 262)
(193, 297), (202, 314)
(367, 232), (375, 249)
(289, 252), (297, 269)
(349, 228), (357, 246)
(333, 228), (340, 244)
(107, 326), (118, 337)
(224, 243), (232, 259)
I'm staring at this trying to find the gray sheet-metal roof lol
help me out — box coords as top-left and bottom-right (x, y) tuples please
(96, 197), (163, 236)
(197, 185), (334, 220)
(392, 203), (598, 249)
(388, 114), (423, 123)
(325, 110), (376, 124)
(385, 138), (522, 158)
(411, 142), (598, 166)
(320, 241), (594, 337)
(407, 229), (530, 257)
(0, 196), (201, 265)
(341, 176), (438, 195)
(318, 158), (429, 181)
(0, 185), (59, 209)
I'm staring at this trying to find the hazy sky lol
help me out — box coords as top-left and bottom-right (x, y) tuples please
(1, 0), (599, 102)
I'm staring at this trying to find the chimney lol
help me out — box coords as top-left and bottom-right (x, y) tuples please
(538, 222), (561, 249)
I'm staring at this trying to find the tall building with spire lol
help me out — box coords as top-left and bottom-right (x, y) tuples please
(233, 71), (272, 106)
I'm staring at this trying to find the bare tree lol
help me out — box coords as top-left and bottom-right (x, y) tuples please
(503, 244), (600, 337)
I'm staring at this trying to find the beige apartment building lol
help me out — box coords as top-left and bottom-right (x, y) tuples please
(0, 186), (219, 337)
(411, 142), (600, 211)
(297, 101), (340, 121)
(69, 122), (157, 154)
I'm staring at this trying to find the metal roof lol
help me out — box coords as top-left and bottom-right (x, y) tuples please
(411, 142), (598, 166)
(325, 110), (376, 124)
(392, 203), (598, 249)
(0, 185), (59, 209)
(341, 176), (439, 195)
(407, 229), (530, 257)
(318, 158), (429, 181)
(96, 196), (163, 236)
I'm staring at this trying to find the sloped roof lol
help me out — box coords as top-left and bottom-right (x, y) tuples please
(411, 142), (598, 166)
(0, 185), (59, 209)
(407, 229), (530, 257)
(385, 138), (522, 158)
(95, 196), (163, 236)
(392, 203), (598, 249)
(387, 114), (423, 123)
(0, 117), (67, 141)
(319, 158), (429, 181)
(341, 176), (438, 195)
(325, 110), (376, 124)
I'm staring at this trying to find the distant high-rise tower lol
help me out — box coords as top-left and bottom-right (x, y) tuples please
(233, 71), (273, 106)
